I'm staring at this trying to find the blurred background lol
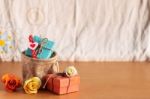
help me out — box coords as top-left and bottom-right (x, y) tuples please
(0, 0), (150, 61)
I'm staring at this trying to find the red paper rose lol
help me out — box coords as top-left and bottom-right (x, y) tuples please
(1, 74), (21, 91)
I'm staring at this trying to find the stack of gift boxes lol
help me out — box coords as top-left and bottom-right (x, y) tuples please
(23, 35), (80, 95)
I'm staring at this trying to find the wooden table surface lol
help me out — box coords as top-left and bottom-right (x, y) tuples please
(0, 62), (150, 99)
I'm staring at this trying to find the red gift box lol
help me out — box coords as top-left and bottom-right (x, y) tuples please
(43, 73), (80, 95)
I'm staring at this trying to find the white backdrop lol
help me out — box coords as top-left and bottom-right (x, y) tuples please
(0, 0), (150, 61)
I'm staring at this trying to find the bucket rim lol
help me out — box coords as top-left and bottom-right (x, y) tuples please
(21, 51), (58, 62)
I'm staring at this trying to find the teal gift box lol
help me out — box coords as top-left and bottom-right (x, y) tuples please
(25, 36), (55, 59)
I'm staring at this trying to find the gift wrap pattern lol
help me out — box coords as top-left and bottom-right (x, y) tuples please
(1, 0), (150, 61)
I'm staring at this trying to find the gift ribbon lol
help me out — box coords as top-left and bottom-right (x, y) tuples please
(43, 73), (71, 94)
(33, 38), (52, 57)
(36, 38), (48, 54)
(66, 77), (71, 93)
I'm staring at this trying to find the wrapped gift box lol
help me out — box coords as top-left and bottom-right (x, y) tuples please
(44, 73), (80, 95)
(25, 36), (54, 59)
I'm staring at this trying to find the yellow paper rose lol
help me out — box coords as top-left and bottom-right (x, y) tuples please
(23, 77), (41, 94)
(65, 66), (78, 77)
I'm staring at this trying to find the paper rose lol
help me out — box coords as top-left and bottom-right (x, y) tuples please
(23, 77), (41, 94)
(1, 74), (21, 91)
(64, 66), (78, 77)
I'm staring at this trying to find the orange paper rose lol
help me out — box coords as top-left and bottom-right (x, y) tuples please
(1, 74), (21, 91)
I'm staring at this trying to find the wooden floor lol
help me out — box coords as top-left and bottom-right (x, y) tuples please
(0, 62), (150, 99)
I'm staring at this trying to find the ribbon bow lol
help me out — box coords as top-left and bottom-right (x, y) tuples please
(36, 38), (48, 54)
(32, 38), (51, 58)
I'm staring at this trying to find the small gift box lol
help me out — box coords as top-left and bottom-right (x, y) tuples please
(25, 35), (54, 59)
(43, 73), (80, 95)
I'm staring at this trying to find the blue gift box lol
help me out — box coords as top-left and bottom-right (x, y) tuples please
(25, 36), (55, 59)
(25, 48), (32, 57)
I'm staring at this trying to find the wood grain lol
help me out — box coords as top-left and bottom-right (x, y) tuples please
(0, 62), (150, 99)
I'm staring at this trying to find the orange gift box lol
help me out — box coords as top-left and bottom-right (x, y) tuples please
(44, 73), (80, 95)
